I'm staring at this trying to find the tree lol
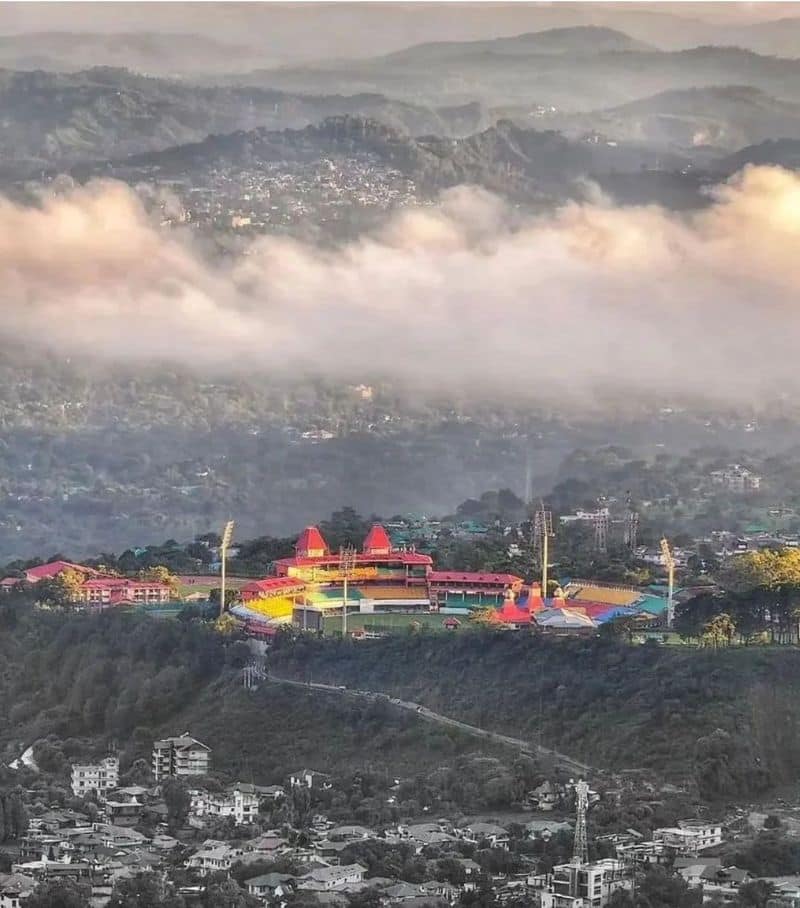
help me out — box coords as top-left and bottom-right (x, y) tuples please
(737, 880), (775, 908)
(27, 880), (92, 908)
(202, 880), (259, 908)
(140, 565), (179, 595)
(162, 778), (191, 828)
(108, 873), (185, 908)
(701, 613), (736, 648)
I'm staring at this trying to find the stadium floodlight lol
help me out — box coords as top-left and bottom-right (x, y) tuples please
(660, 537), (675, 627)
(220, 520), (235, 617)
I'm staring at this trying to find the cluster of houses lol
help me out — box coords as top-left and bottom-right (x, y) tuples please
(3, 741), (800, 908)
(0, 561), (172, 606)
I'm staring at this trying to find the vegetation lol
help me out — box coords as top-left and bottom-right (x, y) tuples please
(271, 632), (800, 799)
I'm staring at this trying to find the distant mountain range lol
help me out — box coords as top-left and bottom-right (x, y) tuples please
(0, 67), (488, 174)
(532, 85), (800, 154)
(240, 35), (800, 111)
(382, 26), (656, 64)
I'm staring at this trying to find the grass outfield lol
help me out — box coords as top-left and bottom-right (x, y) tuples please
(321, 611), (468, 636)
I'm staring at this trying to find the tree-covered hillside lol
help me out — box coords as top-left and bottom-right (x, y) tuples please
(0, 610), (514, 802)
(270, 633), (800, 800)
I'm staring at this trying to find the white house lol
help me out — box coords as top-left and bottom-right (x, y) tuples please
(189, 784), (259, 825)
(70, 757), (119, 800)
(653, 820), (723, 856)
(297, 863), (366, 891)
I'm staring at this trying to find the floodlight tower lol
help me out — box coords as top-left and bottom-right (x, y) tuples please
(219, 520), (235, 617)
(339, 545), (357, 638)
(573, 779), (590, 865)
(535, 501), (554, 600)
(624, 492), (639, 552)
(594, 509), (609, 554)
(660, 537), (675, 627)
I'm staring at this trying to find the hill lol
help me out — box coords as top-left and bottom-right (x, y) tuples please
(717, 138), (800, 174)
(0, 609), (527, 809)
(382, 26), (655, 64)
(243, 42), (800, 111)
(98, 115), (685, 205)
(0, 31), (271, 76)
(541, 85), (800, 154)
(0, 67), (481, 174)
(270, 633), (800, 801)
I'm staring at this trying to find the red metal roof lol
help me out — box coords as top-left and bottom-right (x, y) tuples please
(362, 524), (392, 555)
(295, 526), (329, 557)
(495, 601), (532, 624)
(25, 561), (101, 582)
(274, 551), (432, 568)
(82, 578), (170, 590)
(427, 571), (523, 585)
(240, 578), (306, 599)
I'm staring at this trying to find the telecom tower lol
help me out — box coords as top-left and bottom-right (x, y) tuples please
(572, 779), (590, 865)
(624, 492), (639, 551)
(534, 502), (554, 599)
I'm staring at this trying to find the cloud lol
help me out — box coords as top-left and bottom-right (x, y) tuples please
(2, 167), (799, 408)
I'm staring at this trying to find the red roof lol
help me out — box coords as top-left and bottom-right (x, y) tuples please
(363, 524), (392, 555)
(82, 578), (170, 591)
(427, 571), (523, 585)
(495, 601), (532, 624)
(274, 551), (432, 569)
(240, 578), (306, 600)
(25, 561), (100, 582)
(295, 526), (329, 557)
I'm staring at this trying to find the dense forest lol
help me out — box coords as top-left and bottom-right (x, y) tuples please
(270, 632), (800, 800)
(0, 609), (529, 811)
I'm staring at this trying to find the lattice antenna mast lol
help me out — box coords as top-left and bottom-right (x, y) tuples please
(535, 501), (554, 599)
(339, 545), (357, 638)
(660, 537), (675, 627)
(573, 779), (589, 865)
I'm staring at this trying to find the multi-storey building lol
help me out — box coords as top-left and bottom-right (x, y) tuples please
(653, 820), (723, 856)
(538, 859), (632, 908)
(70, 757), (119, 799)
(79, 578), (171, 607)
(189, 784), (259, 825)
(152, 734), (211, 782)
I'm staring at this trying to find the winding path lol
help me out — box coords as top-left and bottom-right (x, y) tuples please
(266, 671), (591, 776)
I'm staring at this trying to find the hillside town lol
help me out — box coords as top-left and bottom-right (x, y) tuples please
(1, 724), (797, 908)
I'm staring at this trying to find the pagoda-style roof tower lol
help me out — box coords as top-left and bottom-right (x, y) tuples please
(362, 524), (392, 556)
(295, 526), (329, 558)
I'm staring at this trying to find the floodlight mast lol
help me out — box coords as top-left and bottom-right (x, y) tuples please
(660, 537), (675, 627)
(219, 520), (235, 618)
(340, 546), (357, 638)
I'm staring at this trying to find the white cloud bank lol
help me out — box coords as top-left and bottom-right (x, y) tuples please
(2, 166), (799, 407)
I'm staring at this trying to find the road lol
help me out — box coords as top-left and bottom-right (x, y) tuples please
(266, 672), (591, 777)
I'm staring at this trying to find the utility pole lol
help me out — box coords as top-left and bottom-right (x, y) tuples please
(339, 545), (357, 638)
(660, 537), (675, 628)
(219, 520), (235, 617)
